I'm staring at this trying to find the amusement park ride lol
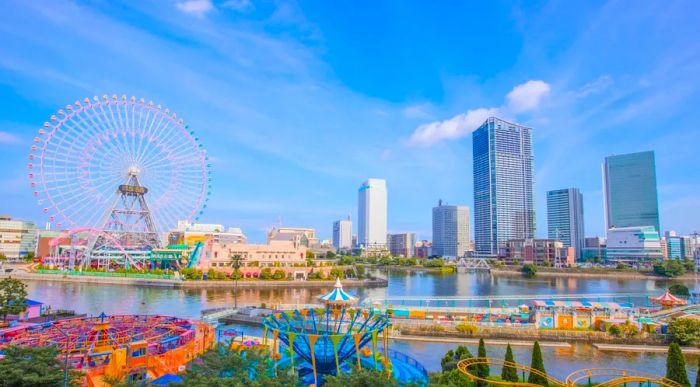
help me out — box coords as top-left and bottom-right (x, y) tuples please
(28, 95), (212, 270)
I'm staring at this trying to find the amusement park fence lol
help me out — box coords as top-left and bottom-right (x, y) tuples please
(36, 269), (175, 280)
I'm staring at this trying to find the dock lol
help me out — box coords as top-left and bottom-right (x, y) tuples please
(593, 343), (700, 354)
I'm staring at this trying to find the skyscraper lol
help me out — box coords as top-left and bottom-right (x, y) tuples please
(388, 233), (416, 257)
(432, 200), (470, 258)
(547, 188), (585, 259)
(332, 217), (352, 252)
(603, 151), (660, 232)
(357, 178), (387, 249)
(473, 117), (535, 255)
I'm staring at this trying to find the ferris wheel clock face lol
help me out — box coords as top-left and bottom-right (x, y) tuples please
(28, 94), (212, 231)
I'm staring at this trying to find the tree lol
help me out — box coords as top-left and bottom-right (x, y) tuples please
(23, 251), (36, 262)
(502, 343), (519, 382)
(522, 264), (537, 278)
(654, 260), (686, 277)
(669, 318), (700, 345)
(441, 345), (472, 372)
(326, 251), (336, 259)
(0, 252), (6, 261)
(476, 338), (489, 387)
(175, 344), (297, 387)
(669, 284), (690, 297)
(259, 268), (272, 280)
(306, 250), (315, 259)
(0, 277), (28, 322)
(323, 368), (398, 387)
(0, 345), (80, 386)
(666, 343), (691, 387)
(527, 341), (548, 386)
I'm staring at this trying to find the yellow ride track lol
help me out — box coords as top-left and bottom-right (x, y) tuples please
(457, 358), (682, 387)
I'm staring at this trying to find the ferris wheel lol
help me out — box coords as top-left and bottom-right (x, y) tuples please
(28, 94), (211, 233)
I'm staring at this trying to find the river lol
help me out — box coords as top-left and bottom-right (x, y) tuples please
(22, 269), (698, 381)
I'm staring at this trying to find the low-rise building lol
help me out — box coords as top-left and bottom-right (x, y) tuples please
(171, 221), (247, 246)
(582, 236), (607, 261)
(0, 216), (37, 261)
(268, 227), (318, 247)
(414, 240), (432, 258)
(606, 226), (662, 262)
(204, 240), (309, 278)
(500, 239), (574, 266)
(388, 233), (416, 257)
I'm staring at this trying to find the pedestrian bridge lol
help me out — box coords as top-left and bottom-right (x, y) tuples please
(457, 357), (682, 387)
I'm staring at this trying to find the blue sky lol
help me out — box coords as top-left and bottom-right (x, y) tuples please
(1, 0), (699, 243)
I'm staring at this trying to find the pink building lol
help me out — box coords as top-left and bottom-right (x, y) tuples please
(202, 240), (313, 279)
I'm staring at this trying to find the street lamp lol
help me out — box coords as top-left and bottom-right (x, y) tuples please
(55, 326), (70, 387)
(230, 252), (242, 310)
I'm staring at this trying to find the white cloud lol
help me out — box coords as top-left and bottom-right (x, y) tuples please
(222, 0), (253, 12)
(407, 107), (500, 146)
(506, 80), (550, 113)
(0, 131), (20, 144)
(407, 79), (550, 146)
(176, 0), (214, 18)
(574, 75), (613, 98)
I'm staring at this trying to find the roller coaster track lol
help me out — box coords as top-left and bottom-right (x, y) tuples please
(457, 358), (682, 387)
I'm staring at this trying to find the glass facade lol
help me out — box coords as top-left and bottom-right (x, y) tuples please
(547, 188), (585, 259)
(603, 151), (660, 232)
(473, 117), (535, 255)
(432, 200), (470, 258)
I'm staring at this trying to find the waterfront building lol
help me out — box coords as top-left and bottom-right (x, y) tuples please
(680, 235), (699, 259)
(547, 188), (585, 259)
(414, 240), (432, 258)
(432, 200), (470, 258)
(603, 151), (660, 232)
(388, 233), (416, 257)
(332, 218), (352, 252)
(172, 221), (247, 245)
(582, 237), (607, 261)
(606, 226), (662, 262)
(268, 227), (318, 247)
(357, 178), (388, 249)
(0, 216), (37, 261)
(473, 117), (535, 255)
(499, 239), (574, 266)
(206, 240), (311, 279)
(664, 231), (683, 259)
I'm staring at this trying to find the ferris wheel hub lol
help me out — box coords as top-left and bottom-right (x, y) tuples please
(128, 166), (141, 176)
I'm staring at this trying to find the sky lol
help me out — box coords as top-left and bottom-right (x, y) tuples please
(1, 0), (699, 243)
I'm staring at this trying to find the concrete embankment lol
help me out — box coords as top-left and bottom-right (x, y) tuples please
(491, 268), (696, 280)
(593, 343), (700, 354)
(0, 271), (388, 289)
(390, 335), (571, 348)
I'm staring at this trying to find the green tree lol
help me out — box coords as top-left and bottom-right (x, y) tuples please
(259, 268), (272, 280)
(502, 343), (519, 382)
(0, 252), (7, 261)
(23, 251), (36, 262)
(272, 269), (285, 280)
(441, 345), (472, 372)
(654, 260), (686, 277)
(323, 368), (398, 387)
(0, 277), (28, 321)
(527, 341), (548, 386)
(522, 264), (538, 278)
(0, 345), (80, 386)
(476, 338), (489, 387)
(326, 251), (336, 259)
(175, 344), (297, 387)
(669, 318), (700, 345)
(669, 284), (690, 297)
(305, 250), (315, 259)
(666, 342), (690, 387)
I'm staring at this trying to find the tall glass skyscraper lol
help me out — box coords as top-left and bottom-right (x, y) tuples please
(547, 188), (585, 259)
(473, 117), (535, 255)
(357, 178), (387, 249)
(603, 151), (660, 232)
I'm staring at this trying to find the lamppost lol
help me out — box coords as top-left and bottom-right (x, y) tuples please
(230, 252), (242, 310)
(55, 326), (70, 387)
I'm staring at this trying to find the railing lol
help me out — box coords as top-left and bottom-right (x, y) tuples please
(35, 269), (174, 280)
(379, 347), (428, 380)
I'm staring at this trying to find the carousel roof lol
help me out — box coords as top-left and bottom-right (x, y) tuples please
(651, 290), (687, 305)
(319, 278), (356, 304)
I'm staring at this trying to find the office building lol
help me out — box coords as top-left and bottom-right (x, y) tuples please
(414, 240), (433, 258)
(0, 216), (37, 261)
(432, 200), (470, 258)
(332, 218), (352, 252)
(603, 151), (660, 232)
(663, 231), (683, 259)
(358, 178), (388, 249)
(547, 188), (585, 259)
(473, 117), (535, 255)
(606, 226), (662, 262)
(500, 239), (574, 266)
(582, 236), (607, 261)
(388, 233), (416, 257)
